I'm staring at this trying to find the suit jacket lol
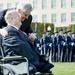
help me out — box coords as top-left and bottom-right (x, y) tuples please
(2, 25), (51, 65)
(2, 26), (54, 72)
(2, 25), (39, 65)
(0, 9), (32, 34)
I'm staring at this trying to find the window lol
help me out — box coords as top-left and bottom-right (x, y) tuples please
(51, 0), (56, 8)
(7, 3), (11, 9)
(0, 4), (3, 11)
(33, 15), (38, 22)
(42, 14), (47, 22)
(33, 0), (37, 9)
(61, 0), (66, 8)
(51, 14), (56, 23)
(61, 13), (66, 22)
(71, 0), (75, 7)
(71, 13), (75, 22)
(42, 0), (47, 9)
(15, 2), (19, 7)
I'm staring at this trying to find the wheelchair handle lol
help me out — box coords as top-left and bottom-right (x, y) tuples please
(1, 56), (26, 61)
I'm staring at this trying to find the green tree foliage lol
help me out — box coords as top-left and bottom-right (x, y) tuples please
(56, 24), (75, 33)
(31, 22), (54, 37)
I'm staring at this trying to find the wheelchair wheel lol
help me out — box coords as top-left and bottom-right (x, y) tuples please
(0, 65), (15, 75)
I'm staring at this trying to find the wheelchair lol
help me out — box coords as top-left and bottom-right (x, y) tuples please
(0, 35), (29, 75)
(0, 46), (29, 75)
(0, 35), (53, 75)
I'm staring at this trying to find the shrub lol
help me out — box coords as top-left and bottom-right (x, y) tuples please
(31, 22), (54, 37)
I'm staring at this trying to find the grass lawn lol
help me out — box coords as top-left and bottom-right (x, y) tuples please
(51, 62), (75, 75)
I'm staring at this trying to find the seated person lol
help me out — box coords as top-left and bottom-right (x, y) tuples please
(2, 10), (54, 73)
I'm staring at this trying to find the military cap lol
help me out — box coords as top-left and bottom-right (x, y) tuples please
(67, 30), (72, 32)
(59, 29), (63, 32)
(54, 31), (58, 34)
(63, 31), (67, 34)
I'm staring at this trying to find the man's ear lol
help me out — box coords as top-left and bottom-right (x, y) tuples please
(18, 9), (21, 13)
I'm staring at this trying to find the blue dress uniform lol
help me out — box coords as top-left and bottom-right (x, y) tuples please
(40, 32), (46, 55)
(62, 32), (68, 62)
(52, 32), (58, 62)
(58, 34), (65, 62)
(57, 29), (65, 62)
(40, 32), (51, 57)
(34, 36), (40, 47)
(33, 32), (40, 48)
(66, 30), (73, 62)
(34, 36), (41, 53)
(45, 34), (52, 61)
(71, 32), (75, 61)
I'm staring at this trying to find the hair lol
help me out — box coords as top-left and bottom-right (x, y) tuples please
(4, 10), (17, 23)
(17, 1), (33, 12)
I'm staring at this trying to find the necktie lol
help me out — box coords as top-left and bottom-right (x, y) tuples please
(19, 29), (22, 33)
(19, 29), (27, 36)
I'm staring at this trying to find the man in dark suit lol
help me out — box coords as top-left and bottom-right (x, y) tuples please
(2, 9), (54, 73)
(0, 1), (36, 41)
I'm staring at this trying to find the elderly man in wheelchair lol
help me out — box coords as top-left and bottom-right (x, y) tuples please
(0, 10), (54, 75)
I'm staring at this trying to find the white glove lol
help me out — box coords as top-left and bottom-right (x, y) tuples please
(71, 42), (74, 46)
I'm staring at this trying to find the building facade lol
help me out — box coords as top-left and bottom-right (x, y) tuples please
(0, 0), (75, 27)
(31, 0), (75, 27)
(0, 0), (21, 10)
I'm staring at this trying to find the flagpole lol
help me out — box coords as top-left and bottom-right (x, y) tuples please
(44, 23), (46, 32)
(35, 23), (37, 32)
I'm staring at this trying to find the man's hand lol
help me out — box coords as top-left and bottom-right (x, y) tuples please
(0, 28), (8, 37)
(29, 33), (36, 42)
